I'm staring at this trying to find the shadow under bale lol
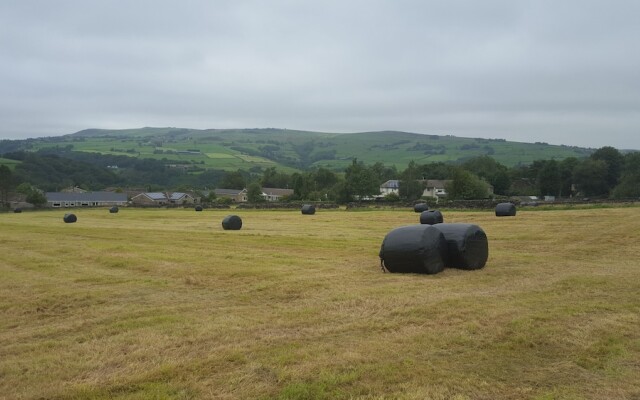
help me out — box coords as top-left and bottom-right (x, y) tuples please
(495, 202), (516, 217)
(432, 223), (488, 270)
(420, 209), (443, 225)
(379, 225), (448, 274)
(195, 205), (203, 212)
(63, 213), (77, 223)
(222, 215), (242, 230)
(301, 204), (316, 215)
(109, 206), (119, 213)
(413, 203), (429, 213)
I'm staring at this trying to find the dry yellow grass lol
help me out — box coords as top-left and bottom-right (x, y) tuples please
(1, 207), (639, 399)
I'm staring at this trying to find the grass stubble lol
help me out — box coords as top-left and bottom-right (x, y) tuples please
(0, 207), (639, 399)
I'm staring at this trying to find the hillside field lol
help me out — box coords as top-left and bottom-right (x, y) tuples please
(1, 207), (639, 399)
(2, 127), (593, 171)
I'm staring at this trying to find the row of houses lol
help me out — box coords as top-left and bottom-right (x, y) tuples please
(42, 187), (296, 208)
(40, 181), (459, 208)
(379, 179), (451, 198)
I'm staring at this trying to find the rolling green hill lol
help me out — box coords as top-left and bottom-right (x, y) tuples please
(1, 127), (594, 172)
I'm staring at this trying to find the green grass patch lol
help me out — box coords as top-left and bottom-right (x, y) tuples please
(1, 207), (639, 398)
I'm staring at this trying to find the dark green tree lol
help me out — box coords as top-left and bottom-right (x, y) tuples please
(261, 167), (291, 188)
(591, 146), (624, 190)
(445, 168), (489, 200)
(344, 159), (379, 200)
(572, 159), (609, 197)
(399, 161), (424, 201)
(26, 190), (47, 207)
(462, 156), (511, 195)
(418, 162), (455, 180)
(559, 157), (579, 197)
(537, 160), (561, 197)
(220, 170), (246, 190)
(247, 182), (265, 203)
(612, 152), (640, 198)
(0, 165), (12, 207)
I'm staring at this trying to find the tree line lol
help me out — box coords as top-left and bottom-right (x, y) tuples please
(1, 146), (639, 208)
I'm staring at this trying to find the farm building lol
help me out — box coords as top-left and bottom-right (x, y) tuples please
(379, 180), (400, 196)
(46, 192), (128, 208)
(261, 188), (294, 202)
(168, 192), (197, 205)
(213, 189), (248, 203)
(379, 179), (453, 199)
(130, 192), (168, 206)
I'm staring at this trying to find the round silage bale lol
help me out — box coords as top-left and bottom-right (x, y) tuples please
(109, 206), (119, 213)
(495, 202), (516, 217)
(195, 205), (203, 212)
(222, 215), (242, 230)
(301, 204), (316, 215)
(413, 203), (429, 213)
(14, 208), (22, 213)
(63, 213), (77, 223)
(432, 223), (488, 270)
(420, 209), (443, 225)
(379, 225), (448, 274)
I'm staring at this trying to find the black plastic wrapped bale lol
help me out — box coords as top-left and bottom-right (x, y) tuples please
(14, 208), (22, 213)
(413, 203), (429, 213)
(301, 204), (316, 215)
(379, 225), (448, 274)
(495, 202), (516, 217)
(195, 205), (203, 212)
(109, 206), (119, 213)
(222, 215), (242, 230)
(63, 213), (77, 223)
(432, 223), (488, 270)
(420, 210), (443, 225)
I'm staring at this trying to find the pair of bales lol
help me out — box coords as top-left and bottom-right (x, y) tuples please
(220, 204), (316, 231)
(415, 202), (517, 218)
(378, 203), (488, 274)
(63, 207), (118, 223)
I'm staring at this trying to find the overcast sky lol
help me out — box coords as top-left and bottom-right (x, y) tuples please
(1, 1), (639, 149)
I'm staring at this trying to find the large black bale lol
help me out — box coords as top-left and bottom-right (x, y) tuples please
(301, 204), (316, 215)
(420, 210), (443, 225)
(13, 208), (22, 213)
(63, 213), (77, 223)
(432, 223), (488, 270)
(222, 215), (242, 230)
(413, 203), (429, 213)
(379, 225), (448, 274)
(109, 206), (119, 213)
(495, 202), (516, 217)
(195, 205), (203, 212)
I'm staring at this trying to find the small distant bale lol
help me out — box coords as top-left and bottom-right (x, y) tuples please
(222, 215), (242, 230)
(63, 213), (77, 223)
(13, 208), (22, 213)
(195, 205), (203, 212)
(495, 202), (516, 217)
(413, 203), (429, 213)
(379, 225), (448, 274)
(109, 206), (119, 213)
(301, 204), (316, 215)
(420, 210), (444, 225)
(432, 223), (488, 270)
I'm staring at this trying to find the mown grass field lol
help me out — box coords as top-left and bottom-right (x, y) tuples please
(1, 207), (639, 399)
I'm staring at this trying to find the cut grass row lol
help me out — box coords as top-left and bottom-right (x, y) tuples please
(1, 207), (639, 399)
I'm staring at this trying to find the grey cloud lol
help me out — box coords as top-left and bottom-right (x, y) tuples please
(0, 0), (639, 149)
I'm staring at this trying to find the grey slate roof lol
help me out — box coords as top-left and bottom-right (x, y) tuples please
(46, 192), (128, 202)
(169, 192), (189, 200)
(380, 180), (400, 189)
(145, 192), (167, 200)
